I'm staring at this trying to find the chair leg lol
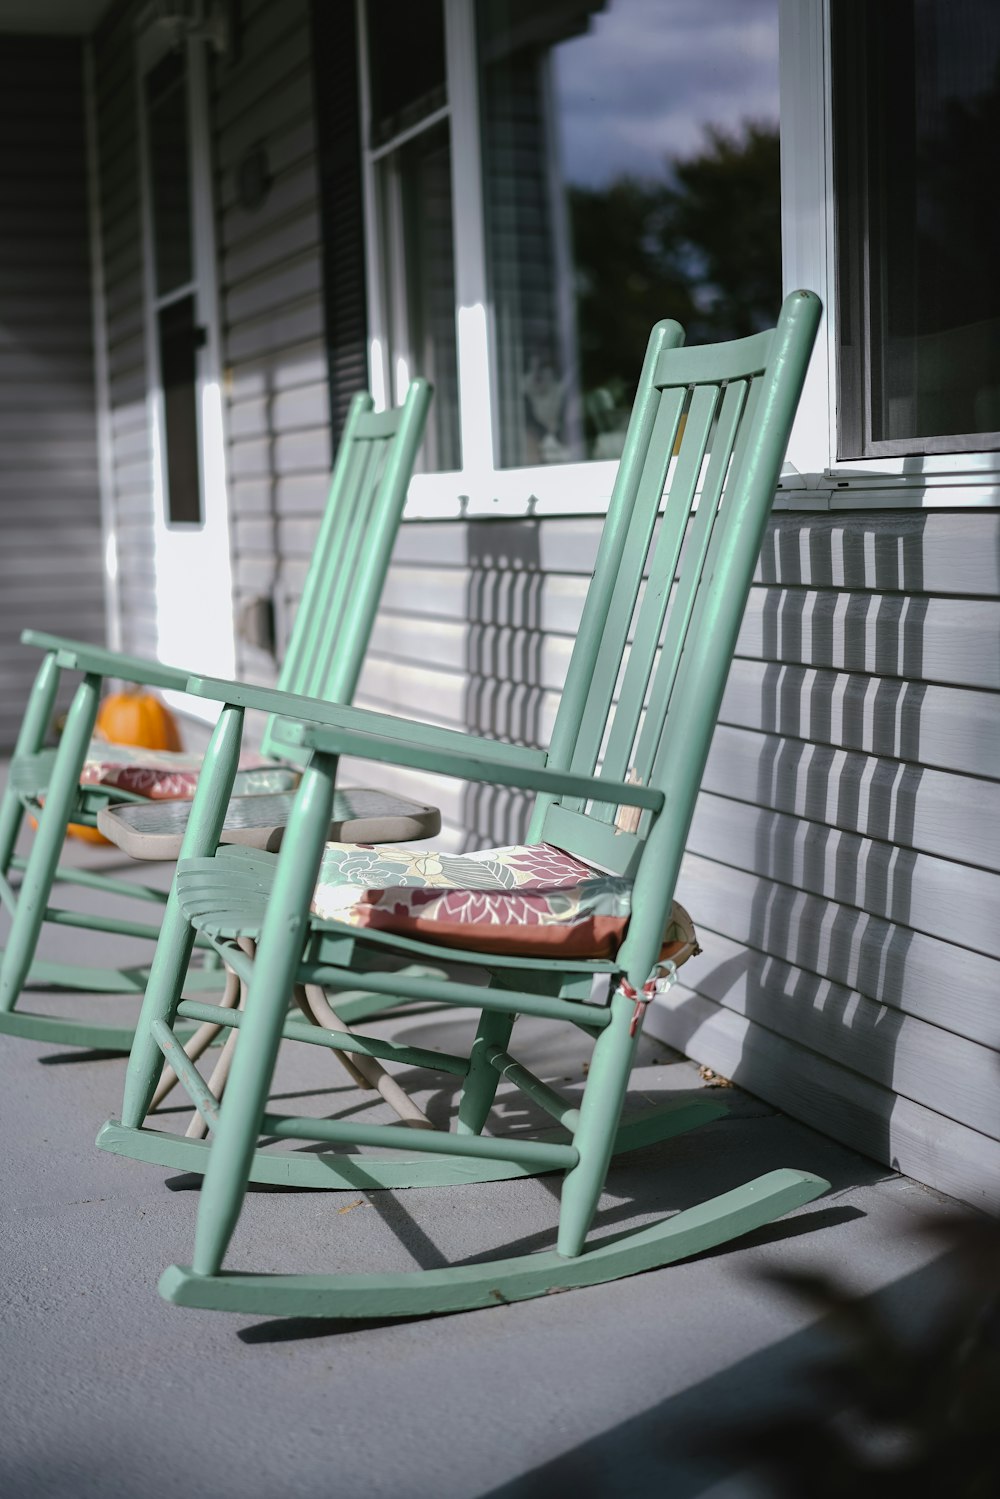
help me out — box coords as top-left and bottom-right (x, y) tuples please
(456, 1008), (515, 1136)
(120, 705), (246, 1128)
(297, 981), (434, 1128)
(192, 760), (336, 1278)
(0, 780), (25, 886)
(120, 891), (202, 1127)
(0, 672), (100, 1014)
(0, 653), (60, 879)
(150, 963), (242, 1111)
(186, 1022), (241, 1139)
(556, 987), (639, 1259)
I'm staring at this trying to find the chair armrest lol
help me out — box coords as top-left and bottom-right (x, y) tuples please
(183, 675), (547, 771)
(185, 674), (662, 811)
(21, 631), (193, 693)
(279, 716), (665, 812)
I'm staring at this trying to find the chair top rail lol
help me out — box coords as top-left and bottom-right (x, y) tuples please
(354, 407), (408, 439)
(652, 324), (775, 388)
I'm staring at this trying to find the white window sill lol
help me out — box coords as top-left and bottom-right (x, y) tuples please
(403, 461), (621, 520)
(403, 458), (1000, 521)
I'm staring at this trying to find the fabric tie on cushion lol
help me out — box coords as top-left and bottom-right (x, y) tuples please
(78, 741), (299, 801)
(310, 840), (699, 962)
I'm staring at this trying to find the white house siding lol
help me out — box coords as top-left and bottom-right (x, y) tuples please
(347, 508), (1000, 1210)
(92, 0), (157, 663)
(0, 35), (104, 748)
(89, 0), (355, 699)
(213, 0), (339, 692)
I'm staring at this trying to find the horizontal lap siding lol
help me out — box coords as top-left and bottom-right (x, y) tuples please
(214, 0), (339, 691)
(355, 509), (1000, 1205)
(351, 518), (549, 853)
(0, 36), (104, 748)
(672, 510), (1000, 1209)
(94, 0), (157, 662)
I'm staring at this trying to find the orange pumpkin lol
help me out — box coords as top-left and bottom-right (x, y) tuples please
(94, 687), (182, 752)
(58, 687), (182, 842)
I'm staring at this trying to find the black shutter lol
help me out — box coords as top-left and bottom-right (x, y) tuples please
(310, 0), (369, 442)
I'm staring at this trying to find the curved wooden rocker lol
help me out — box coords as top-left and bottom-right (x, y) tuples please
(0, 382), (436, 1051)
(102, 293), (829, 1316)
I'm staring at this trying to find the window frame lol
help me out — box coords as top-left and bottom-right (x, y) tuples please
(359, 0), (1000, 516)
(779, 0), (1000, 509)
(356, 0), (637, 518)
(832, 0), (1000, 465)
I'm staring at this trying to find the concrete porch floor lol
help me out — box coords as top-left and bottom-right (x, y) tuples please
(0, 783), (976, 1499)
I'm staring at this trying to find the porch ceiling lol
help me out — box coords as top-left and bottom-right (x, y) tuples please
(0, 0), (113, 34)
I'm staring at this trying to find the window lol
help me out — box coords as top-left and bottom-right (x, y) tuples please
(479, 0), (781, 468)
(361, 0), (461, 471)
(357, 0), (781, 511)
(833, 0), (1000, 459)
(143, 49), (204, 525)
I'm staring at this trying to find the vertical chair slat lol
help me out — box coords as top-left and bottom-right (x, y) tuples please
(566, 387), (686, 788)
(264, 396), (372, 713)
(531, 319), (685, 835)
(629, 376), (751, 791)
(554, 388), (689, 822)
(260, 378), (432, 762)
(297, 437), (383, 701)
(645, 376), (765, 787)
(597, 382), (722, 802)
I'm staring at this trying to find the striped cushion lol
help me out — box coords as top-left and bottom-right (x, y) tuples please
(311, 840), (699, 962)
(79, 741), (299, 801)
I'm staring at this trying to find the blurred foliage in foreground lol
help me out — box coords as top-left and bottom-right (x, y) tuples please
(717, 1213), (1000, 1496)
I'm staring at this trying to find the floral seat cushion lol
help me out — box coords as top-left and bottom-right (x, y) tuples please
(311, 840), (699, 962)
(79, 741), (299, 801)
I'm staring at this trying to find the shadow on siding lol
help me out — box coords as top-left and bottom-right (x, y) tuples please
(461, 518), (545, 849)
(667, 511), (932, 1174)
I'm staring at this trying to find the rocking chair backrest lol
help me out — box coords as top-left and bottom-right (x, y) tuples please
(530, 291), (820, 969)
(260, 380), (432, 762)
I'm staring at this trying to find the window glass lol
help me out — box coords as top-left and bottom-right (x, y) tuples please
(158, 295), (203, 525)
(145, 51), (193, 296)
(835, 0), (1000, 456)
(386, 122), (461, 471)
(478, 0), (781, 467)
(365, 0), (461, 470)
(367, 0), (447, 144)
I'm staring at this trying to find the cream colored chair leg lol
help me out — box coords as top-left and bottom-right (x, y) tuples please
(184, 942), (434, 1141)
(302, 982), (433, 1130)
(151, 963), (241, 1111)
(291, 984), (373, 1091)
(185, 1022), (241, 1139)
(185, 938), (254, 1141)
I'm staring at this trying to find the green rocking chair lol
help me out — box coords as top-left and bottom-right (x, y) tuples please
(0, 382), (437, 1052)
(103, 291), (828, 1317)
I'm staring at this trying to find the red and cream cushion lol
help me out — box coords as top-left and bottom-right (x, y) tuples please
(311, 840), (698, 962)
(79, 742), (299, 801)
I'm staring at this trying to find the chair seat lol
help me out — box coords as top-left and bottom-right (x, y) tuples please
(79, 741), (299, 800)
(310, 840), (699, 962)
(8, 742), (297, 808)
(98, 787), (442, 860)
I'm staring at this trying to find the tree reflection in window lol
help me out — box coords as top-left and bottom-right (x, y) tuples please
(479, 0), (781, 467)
